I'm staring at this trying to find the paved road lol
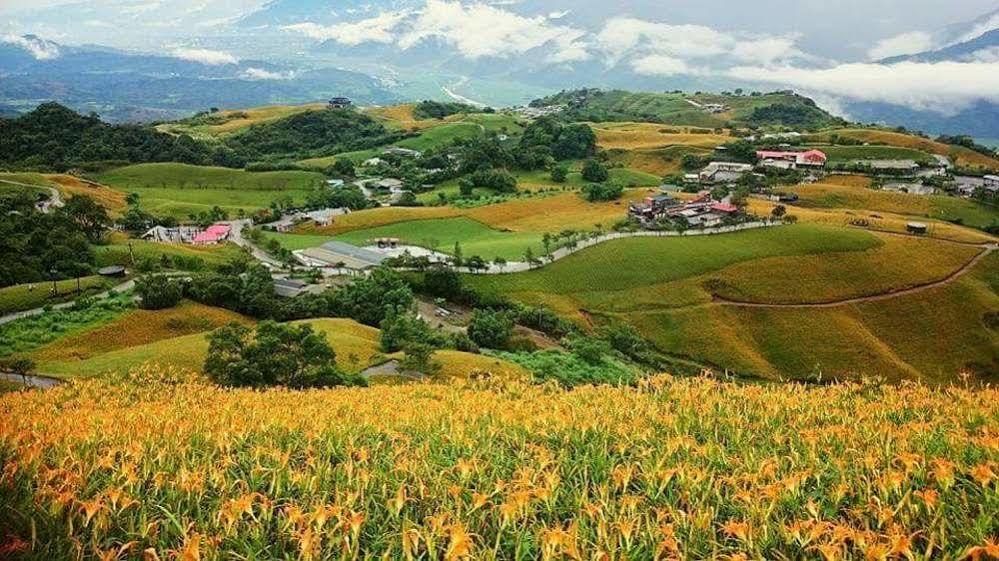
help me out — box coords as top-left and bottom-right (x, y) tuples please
(0, 178), (64, 213)
(225, 219), (287, 269)
(716, 243), (996, 309)
(0, 279), (136, 326)
(0, 372), (62, 389)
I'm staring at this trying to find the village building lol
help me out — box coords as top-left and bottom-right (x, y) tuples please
(699, 162), (754, 183)
(756, 149), (827, 170)
(382, 146), (423, 158)
(883, 183), (936, 196)
(294, 241), (388, 273)
(373, 178), (405, 192)
(326, 179), (345, 188)
(328, 97), (352, 109)
(362, 157), (385, 167)
(850, 159), (921, 173)
(628, 190), (742, 228)
(192, 223), (231, 245)
(984, 175), (999, 193)
(141, 225), (201, 243)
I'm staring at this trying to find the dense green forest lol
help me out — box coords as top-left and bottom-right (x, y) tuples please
(0, 103), (236, 171)
(224, 109), (408, 162)
(0, 103), (410, 171)
(412, 100), (484, 120)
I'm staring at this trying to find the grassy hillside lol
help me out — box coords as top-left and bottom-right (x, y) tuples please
(156, 103), (328, 139)
(1, 371), (995, 559)
(788, 180), (999, 230)
(537, 89), (843, 129)
(466, 225), (998, 383)
(808, 128), (999, 170)
(96, 163), (325, 218)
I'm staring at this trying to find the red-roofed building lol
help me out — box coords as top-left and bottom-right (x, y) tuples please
(192, 223), (231, 245)
(756, 149), (826, 169)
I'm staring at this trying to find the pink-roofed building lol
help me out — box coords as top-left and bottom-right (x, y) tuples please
(711, 202), (739, 214)
(192, 223), (231, 245)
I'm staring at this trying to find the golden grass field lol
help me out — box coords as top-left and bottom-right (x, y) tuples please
(811, 129), (999, 170)
(45, 174), (128, 212)
(306, 191), (651, 237)
(156, 104), (327, 138)
(362, 103), (442, 131)
(591, 122), (731, 150)
(29, 301), (250, 367)
(1, 368), (996, 560)
(746, 199), (996, 245)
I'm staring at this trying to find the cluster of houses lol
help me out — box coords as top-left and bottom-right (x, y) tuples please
(263, 207), (349, 233)
(756, 149), (828, 170)
(142, 223), (231, 245)
(628, 190), (742, 229)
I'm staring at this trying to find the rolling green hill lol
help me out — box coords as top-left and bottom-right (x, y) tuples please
(533, 89), (845, 130)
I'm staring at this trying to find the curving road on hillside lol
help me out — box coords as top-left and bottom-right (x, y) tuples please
(714, 243), (996, 309)
(0, 178), (64, 212)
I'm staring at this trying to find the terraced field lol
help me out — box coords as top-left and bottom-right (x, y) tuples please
(97, 163), (326, 218)
(465, 225), (998, 383)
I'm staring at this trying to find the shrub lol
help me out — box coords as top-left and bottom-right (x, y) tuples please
(134, 274), (183, 310)
(467, 309), (515, 349)
(204, 321), (364, 388)
(581, 159), (609, 182)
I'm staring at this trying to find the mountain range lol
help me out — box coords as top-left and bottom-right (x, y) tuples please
(1, 1), (998, 136)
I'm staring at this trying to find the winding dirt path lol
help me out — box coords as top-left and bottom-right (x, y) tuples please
(715, 244), (996, 309)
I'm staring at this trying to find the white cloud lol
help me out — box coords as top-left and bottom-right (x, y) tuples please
(867, 31), (934, 60)
(170, 47), (238, 65)
(955, 13), (999, 44)
(726, 60), (999, 113)
(241, 67), (294, 80)
(731, 36), (801, 65)
(398, 0), (585, 59)
(630, 54), (691, 76)
(595, 17), (732, 63)
(1, 34), (60, 60)
(281, 10), (408, 46)
(283, 0), (585, 60)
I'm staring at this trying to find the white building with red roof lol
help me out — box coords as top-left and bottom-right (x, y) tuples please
(756, 149), (827, 169)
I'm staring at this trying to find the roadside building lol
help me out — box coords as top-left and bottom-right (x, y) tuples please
(699, 162), (753, 183)
(192, 223), (231, 245)
(755, 149), (827, 169)
(273, 278), (314, 298)
(294, 241), (388, 272)
(383, 147), (422, 158)
(985, 175), (999, 193)
(850, 159), (920, 173)
(328, 97), (352, 109)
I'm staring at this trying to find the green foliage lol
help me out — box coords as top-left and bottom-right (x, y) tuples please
(460, 169), (517, 195)
(495, 349), (641, 387)
(412, 100), (479, 120)
(747, 103), (834, 129)
(422, 268), (463, 298)
(328, 268), (415, 327)
(398, 342), (442, 375)
(226, 110), (399, 161)
(581, 182), (624, 202)
(205, 321), (364, 388)
(550, 166), (568, 183)
(514, 117), (596, 170)
(327, 158), (356, 178)
(134, 275), (184, 310)
(0, 191), (98, 288)
(581, 159), (609, 182)
(0, 103), (240, 171)
(0, 295), (131, 357)
(467, 309), (514, 349)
